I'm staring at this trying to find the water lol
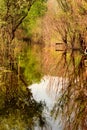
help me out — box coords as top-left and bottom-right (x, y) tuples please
(29, 76), (64, 130)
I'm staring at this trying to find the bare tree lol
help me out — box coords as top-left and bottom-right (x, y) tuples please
(51, 0), (87, 130)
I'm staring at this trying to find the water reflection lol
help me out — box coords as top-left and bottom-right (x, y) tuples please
(30, 76), (63, 130)
(52, 50), (87, 130)
(0, 86), (46, 130)
(0, 49), (86, 130)
(29, 49), (87, 130)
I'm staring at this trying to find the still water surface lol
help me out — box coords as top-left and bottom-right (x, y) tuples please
(30, 76), (64, 130)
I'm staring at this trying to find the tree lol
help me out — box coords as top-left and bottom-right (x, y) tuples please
(0, 0), (35, 103)
(0, 0), (47, 105)
(51, 0), (87, 130)
(0, 0), (47, 129)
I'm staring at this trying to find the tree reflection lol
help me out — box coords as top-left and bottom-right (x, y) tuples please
(51, 49), (87, 130)
(51, 0), (87, 129)
(0, 85), (46, 130)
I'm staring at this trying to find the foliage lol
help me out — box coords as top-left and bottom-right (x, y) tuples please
(0, 90), (45, 130)
(20, 45), (43, 84)
(22, 0), (47, 37)
(0, 0), (47, 129)
(55, 0), (87, 49)
(51, 0), (87, 130)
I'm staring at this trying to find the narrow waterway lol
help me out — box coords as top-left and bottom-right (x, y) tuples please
(29, 76), (64, 130)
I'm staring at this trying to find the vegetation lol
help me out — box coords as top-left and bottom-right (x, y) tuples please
(51, 0), (87, 130)
(0, 0), (87, 129)
(0, 0), (47, 129)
